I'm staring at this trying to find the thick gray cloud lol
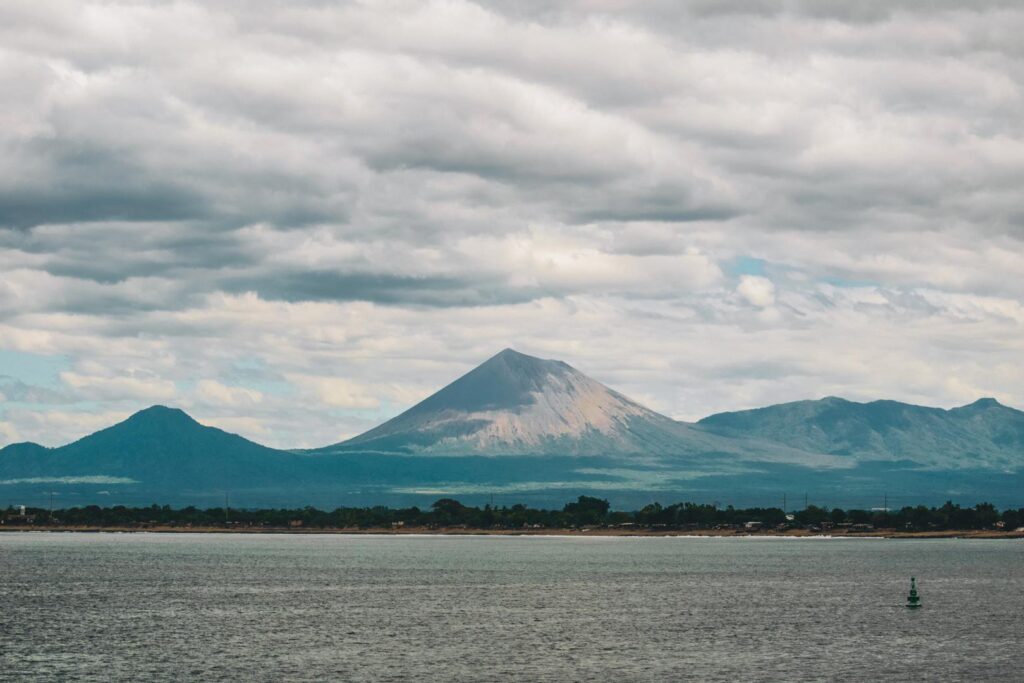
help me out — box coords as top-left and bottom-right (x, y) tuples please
(1, 0), (1023, 448)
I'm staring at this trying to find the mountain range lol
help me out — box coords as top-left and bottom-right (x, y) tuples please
(2, 348), (1022, 508)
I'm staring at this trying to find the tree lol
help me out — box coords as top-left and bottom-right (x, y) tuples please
(974, 502), (999, 528)
(563, 496), (610, 525)
(795, 505), (829, 525)
(430, 498), (466, 525)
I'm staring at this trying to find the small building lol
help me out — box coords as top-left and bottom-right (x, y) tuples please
(744, 521), (764, 531)
(3, 505), (36, 525)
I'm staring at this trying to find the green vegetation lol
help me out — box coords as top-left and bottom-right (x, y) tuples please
(3, 498), (1022, 531)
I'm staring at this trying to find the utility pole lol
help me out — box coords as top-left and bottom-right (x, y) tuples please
(783, 493), (786, 512)
(883, 492), (888, 512)
(224, 492), (230, 526)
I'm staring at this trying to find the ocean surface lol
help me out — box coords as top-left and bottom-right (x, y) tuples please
(1, 533), (1022, 682)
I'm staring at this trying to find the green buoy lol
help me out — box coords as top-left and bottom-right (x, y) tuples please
(906, 576), (922, 609)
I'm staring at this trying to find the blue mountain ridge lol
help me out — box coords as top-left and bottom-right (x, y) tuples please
(2, 349), (1022, 508)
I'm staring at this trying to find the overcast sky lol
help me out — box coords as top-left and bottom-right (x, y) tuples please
(2, 0), (1024, 448)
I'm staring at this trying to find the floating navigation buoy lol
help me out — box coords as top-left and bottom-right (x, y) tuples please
(906, 576), (922, 609)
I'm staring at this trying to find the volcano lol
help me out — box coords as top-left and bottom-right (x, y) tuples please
(321, 348), (757, 459)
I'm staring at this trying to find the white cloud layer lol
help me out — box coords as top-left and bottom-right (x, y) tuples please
(1, 0), (1023, 447)
(736, 276), (776, 308)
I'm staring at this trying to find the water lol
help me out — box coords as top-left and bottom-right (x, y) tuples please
(1, 533), (1022, 682)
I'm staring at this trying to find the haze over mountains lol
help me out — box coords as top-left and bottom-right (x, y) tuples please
(2, 349), (1022, 508)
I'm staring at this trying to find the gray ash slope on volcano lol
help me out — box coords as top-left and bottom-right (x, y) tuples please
(319, 348), (793, 461)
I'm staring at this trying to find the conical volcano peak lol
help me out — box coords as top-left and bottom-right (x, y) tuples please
(483, 347), (568, 371)
(336, 348), (688, 456)
(398, 348), (578, 417)
(471, 348), (573, 391)
(479, 347), (541, 370)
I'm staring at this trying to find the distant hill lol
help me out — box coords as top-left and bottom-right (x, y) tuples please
(697, 396), (1024, 470)
(0, 406), (301, 494)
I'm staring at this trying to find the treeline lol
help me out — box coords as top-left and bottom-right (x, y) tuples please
(3, 497), (1023, 531)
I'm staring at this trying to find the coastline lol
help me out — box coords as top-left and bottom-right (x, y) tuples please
(2, 525), (1022, 539)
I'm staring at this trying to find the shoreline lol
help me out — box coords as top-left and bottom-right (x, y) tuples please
(2, 525), (1022, 539)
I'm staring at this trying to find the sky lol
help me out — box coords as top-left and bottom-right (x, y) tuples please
(1, 0), (1024, 449)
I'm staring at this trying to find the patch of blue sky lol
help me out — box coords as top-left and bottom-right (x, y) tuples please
(726, 256), (767, 277)
(727, 256), (880, 289)
(231, 357), (263, 370)
(242, 378), (296, 397)
(225, 357), (295, 396)
(0, 350), (71, 388)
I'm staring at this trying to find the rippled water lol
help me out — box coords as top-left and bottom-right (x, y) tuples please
(2, 533), (1022, 682)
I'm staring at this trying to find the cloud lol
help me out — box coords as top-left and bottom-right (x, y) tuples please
(736, 275), (776, 307)
(0, 376), (73, 404)
(287, 374), (382, 410)
(60, 372), (176, 402)
(0, 0), (1023, 447)
(199, 415), (271, 439)
(0, 475), (137, 485)
(194, 379), (263, 407)
(0, 408), (132, 447)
